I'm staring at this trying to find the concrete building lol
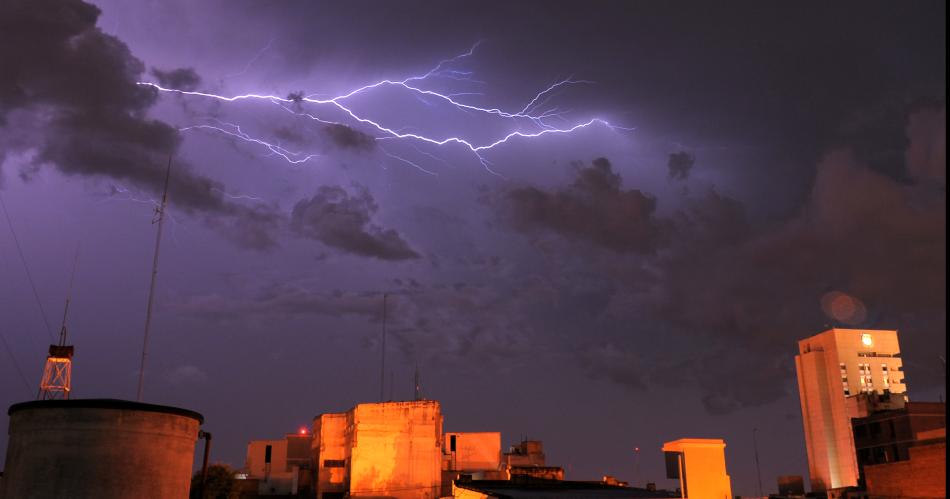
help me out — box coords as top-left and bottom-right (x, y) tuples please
(444, 432), (501, 474)
(502, 440), (564, 481)
(794, 329), (906, 492)
(452, 478), (680, 499)
(776, 475), (805, 497)
(244, 431), (313, 496)
(441, 432), (506, 495)
(851, 401), (945, 485)
(863, 428), (946, 499)
(662, 438), (732, 499)
(503, 440), (545, 468)
(312, 400), (444, 499)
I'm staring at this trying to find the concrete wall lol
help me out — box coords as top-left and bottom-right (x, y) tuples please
(346, 401), (443, 499)
(246, 434), (314, 496)
(864, 442), (946, 499)
(662, 439), (732, 499)
(444, 432), (501, 472)
(2, 399), (201, 499)
(313, 413), (347, 499)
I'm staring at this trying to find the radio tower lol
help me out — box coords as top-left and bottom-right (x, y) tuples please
(38, 249), (79, 400)
(136, 156), (172, 402)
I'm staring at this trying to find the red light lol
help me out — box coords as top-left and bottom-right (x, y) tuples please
(634, 447), (640, 452)
(299, 427), (308, 435)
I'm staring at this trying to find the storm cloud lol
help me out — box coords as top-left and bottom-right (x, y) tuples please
(0, 0), (280, 249)
(504, 158), (668, 254)
(291, 185), (419, 260)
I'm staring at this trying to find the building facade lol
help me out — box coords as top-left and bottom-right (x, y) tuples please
(863, 429), (945, 499)
(794, 328), (906, 492)
(852, 403), (945, 486)
(661, 438), (732, 499)
(312, 400), (444, 499)
(244, 432), (314, 496)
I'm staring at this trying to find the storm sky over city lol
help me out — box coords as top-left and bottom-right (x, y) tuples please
(0, 0), (945, 494)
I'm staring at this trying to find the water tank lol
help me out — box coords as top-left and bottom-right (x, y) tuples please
(2, 399), (203, 499)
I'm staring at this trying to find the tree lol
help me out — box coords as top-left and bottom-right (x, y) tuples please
(190, 463), (240, 499)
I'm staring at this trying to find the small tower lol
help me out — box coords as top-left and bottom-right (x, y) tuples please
(38, 306), (74, 399)
(38, 344), (73, 400)
(38, 261), (77, 400)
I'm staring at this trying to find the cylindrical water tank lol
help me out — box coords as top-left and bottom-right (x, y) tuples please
(2, 399), (203, 499)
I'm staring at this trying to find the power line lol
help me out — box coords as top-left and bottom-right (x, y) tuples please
(0, 329), (33, 396)
(0, 192), (54, 343)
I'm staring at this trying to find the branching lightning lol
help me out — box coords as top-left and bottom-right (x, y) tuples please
(139, 43), (631, 175)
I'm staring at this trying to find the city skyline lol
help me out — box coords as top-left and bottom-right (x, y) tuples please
(0, 1), (946, 496)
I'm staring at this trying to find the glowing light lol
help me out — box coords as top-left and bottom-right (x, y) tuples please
(861, 334), (873, 347)
(139, 43), (632, 174)
(299, 427), (309, 435)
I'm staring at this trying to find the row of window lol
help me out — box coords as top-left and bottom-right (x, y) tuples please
(840, 362), (902, 396)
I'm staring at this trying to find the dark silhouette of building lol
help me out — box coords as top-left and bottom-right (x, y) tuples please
(852, 401), (945, 486)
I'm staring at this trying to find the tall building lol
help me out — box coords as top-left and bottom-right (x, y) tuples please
(795, 328), (907, 492)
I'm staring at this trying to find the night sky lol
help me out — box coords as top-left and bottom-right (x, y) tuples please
(0, 1), (946, 495)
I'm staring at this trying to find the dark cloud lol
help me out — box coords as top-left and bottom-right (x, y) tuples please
(905, 105), (946, 186)
(504, 158), (668, 254)
(667, 151), (695, 180)
(176, 284), (381, 321)
(290, 185), (419, 260)
(641, 107), (946, 411)
(491, 107), (945, 413)
(0, 0), (279, 249)
(322, 124), (376, 151)
(176, 278), (545, 371)
(150, 67), (201, 91)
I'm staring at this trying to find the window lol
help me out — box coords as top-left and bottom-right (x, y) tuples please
(323, 459), (346, 468)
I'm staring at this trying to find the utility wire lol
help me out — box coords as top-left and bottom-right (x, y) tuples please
(0, 329), (33, 396)
(0, 192), (54, 343)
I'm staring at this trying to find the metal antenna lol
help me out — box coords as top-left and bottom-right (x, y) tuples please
(379, 293), (387, 402)
(414, 363), (421, 401)
(137, 156), (172, 402)
(58, 245), (80, 346)
(38, 244), (81, 401)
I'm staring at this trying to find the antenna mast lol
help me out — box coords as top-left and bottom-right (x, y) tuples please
(38, 246), (80, 400)
(379, 293), (387, 402)
(136, 156), (172, 402)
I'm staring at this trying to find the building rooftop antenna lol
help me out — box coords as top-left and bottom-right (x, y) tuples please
(136, 156), (172, 402)
(414, 363), (421, 401)
(38, 245), (80, 400)
(379, 292), (387, 403)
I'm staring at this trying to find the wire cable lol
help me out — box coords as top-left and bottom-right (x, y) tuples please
(0, 192), (54, 343)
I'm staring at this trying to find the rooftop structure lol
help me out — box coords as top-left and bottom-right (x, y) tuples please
(244, 431), (313, 496)
(795, 328), (906, 491)
(2, 399), (202, 499)
(312, 400), (443, 499)
(662, 438), (732, 499)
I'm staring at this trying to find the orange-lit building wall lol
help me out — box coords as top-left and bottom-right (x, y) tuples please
(795, 329), (905, 492)
(246, 433), (313, 495)
(313, 413), (347, 499)
(662, 438), (732, 499)
(444, 432), (501, 471)
(313, 400), (444, 499)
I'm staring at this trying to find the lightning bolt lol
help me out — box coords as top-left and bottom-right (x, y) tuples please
(139, 43), (632, 175)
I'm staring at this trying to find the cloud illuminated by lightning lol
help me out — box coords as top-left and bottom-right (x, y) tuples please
(139, 43), (632, 175)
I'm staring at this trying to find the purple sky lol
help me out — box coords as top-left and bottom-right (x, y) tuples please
(0, 1), (946, 495)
